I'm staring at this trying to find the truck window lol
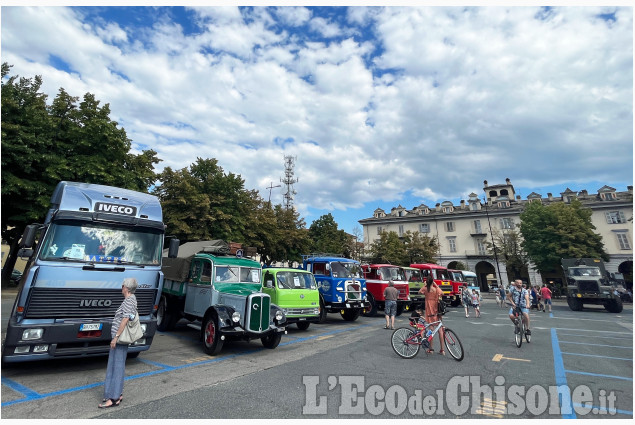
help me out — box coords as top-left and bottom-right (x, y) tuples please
(191, 260), (202, 280)
(215, 266), (239, 282)
(240, 267), (261, 284)
(201, 261), (212, 282)
(39, 220), (162, 265)
(379, 267), (405, 281)
(276, 271), (316, 289)
(331, 262), (363, 278)
(313, 263), (327, 276)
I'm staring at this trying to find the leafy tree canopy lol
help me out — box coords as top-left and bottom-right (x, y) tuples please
(307, 213), (350, 256)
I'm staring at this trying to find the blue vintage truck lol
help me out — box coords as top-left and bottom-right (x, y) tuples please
(301, 254), (369, 322)
(1, 181), (178, 363)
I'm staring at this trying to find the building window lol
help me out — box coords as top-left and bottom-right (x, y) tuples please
(497, 201), (510, 208)
(500, 218), (514, 229)
(420, 223), (430, 233)
(605, 211), (626, 224)
(473, 220), (482, 233)
(398, 225), (404, 236)
(617, 233), (631, 250)
(476, 239), (486, 255)
(602, 192), (616, 201)
(445, 222), (455, 232)
(443, 206), (453, 213)
(448, 237), (457, 253)
(471, 203), (479, 211)
(377, 226), (383, 235)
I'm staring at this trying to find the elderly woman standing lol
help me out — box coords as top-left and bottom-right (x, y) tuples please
(99, 277), (138, 408)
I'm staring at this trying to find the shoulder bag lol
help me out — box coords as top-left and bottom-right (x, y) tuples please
(118, 312), (143, 344)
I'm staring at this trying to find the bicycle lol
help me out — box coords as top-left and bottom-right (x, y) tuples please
(506, 302), (531, 347)
(391, 316), (464, 361)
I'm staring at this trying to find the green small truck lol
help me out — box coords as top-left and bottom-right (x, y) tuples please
(261, 267), (321, 330)
(157, 241), (286, 355)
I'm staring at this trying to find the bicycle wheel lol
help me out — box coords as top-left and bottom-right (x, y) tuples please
(443, 328), (464, 361)
(514, 319), (522, 348)
(391, 327), (420, 359)
(524, 322), (531, 343)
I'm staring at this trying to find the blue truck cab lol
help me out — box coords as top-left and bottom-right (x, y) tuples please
(1, 181), (177, 363)
(301, 255), (369, 322)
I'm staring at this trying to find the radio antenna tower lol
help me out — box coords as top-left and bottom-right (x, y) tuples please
(281, 155), (298, 210)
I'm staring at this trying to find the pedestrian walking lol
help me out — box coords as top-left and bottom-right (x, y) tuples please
(471, 289), (481, 317)
(99, 277), (138, 408)
(540, 284), (552, 313)
(498, 284), (506, 308)
(383, 280), (399, 330)
(461, 283), (471, 317)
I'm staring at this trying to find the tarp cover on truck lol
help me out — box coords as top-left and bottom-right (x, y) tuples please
(162, 240), (231, 281)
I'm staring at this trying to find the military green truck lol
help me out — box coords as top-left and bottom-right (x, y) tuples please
(561, 258), (623, 313)
(157, 241), (287, 354)
(261, 267), (320, 330)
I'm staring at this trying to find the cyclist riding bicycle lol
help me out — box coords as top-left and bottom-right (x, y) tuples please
(507, 279), (531, 336)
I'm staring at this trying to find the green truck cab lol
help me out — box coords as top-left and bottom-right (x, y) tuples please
(261, 267), (321, 331)
(158, 241), (286, 355)
(402, 266), (425, 308)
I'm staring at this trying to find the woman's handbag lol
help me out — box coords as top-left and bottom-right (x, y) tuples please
(118, 312), (143, 344)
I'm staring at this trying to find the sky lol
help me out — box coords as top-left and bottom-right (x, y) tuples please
(1, 2), (633, 235)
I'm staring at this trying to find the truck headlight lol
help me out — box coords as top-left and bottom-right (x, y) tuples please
(232, 312), (241, 323)
(275, 310), (284, 321)
(22, 328), (43, 340)
(141, 324), (147, 333)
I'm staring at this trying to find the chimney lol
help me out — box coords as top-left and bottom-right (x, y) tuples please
(435, 203), (441, 212)
(516, 195), (521, 200)
(506, 178), (511, 185)
(547, 193), (553, 201)
(483, 180), (488, 187)
(628, 186), (633, 193)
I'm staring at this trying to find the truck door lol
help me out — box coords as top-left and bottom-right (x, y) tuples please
(184, 259), (213, 317)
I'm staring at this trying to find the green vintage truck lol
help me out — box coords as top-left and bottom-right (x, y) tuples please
(261, 267), (321, 331)
(157, 241), (286, 354)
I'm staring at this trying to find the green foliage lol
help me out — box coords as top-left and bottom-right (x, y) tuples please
(307, 213), (350, 256)
(519, 200), (608, 273)
(485, 228), (531, 280)
(368, 231), (407, 265)
(402, 231), (439, 264)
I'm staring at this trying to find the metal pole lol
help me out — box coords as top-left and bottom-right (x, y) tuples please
(483, 196), (504, 289)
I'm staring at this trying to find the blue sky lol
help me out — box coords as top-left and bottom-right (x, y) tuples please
(1, 4), (632, 235)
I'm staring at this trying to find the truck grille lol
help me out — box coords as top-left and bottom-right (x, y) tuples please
(578, 280), (600, 294)
(345, 282), (362, 301)
(440, 285), (452, 294)
(246, 293), (270, 333)
(24, 288), (156, 319)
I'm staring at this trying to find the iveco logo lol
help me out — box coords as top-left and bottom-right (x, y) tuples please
(80, 299), (112, 307)
(252, 303), (259, 311)
(95, 202), (137, 216)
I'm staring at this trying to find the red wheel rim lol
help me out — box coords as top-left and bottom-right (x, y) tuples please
(205, 321), (216, 345)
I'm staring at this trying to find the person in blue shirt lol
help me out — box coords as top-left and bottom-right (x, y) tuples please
(506, 279), (531, 335)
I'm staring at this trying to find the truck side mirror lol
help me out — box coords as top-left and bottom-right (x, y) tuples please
(266, 279), (273, 288)
(168, 238), (179, 258)
(20, 224), (39, 248)
(18, 248), (33, 259)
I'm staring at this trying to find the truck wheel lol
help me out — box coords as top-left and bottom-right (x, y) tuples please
(297, 322), (311, 331)
(450, 298), (461, 307)
(605, 298), (623, 313)
(261, 332), (282, 349)
(202, 314), (224, 355)
(340, 308), (361, 321)
(567, 297), (583, 311)
(156, 296), (177, 331)
(362, 293), (377, 317)
(318, 297), (328, 323)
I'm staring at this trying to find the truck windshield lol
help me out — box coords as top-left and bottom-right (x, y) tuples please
(276, 271), (317, 289)
(433, 269), (450, 280)
(405, 269), (422, 282)
(215, 266), (261, 284)
(331, 262), (363, 278)
(379, 267), (406, 281)
(570, 268), (601, 277)
(39, 220), (163, 265)
(464, 276), (477, 286)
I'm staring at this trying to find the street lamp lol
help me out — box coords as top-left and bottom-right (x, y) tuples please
(483, 196), (504, 290)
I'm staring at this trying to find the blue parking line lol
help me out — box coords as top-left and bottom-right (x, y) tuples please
(557, 333), (633, 341)
(564, 370), (633, 381)
(561, 352), (632, 361)
(558, 341), (632, 349)
(551, 328), (576, 419)
(1, 322), (373, 408)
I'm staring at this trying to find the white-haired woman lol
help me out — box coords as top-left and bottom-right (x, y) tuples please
(99, 277), (138, 408)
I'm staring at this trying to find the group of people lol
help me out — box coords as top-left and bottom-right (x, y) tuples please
(460, 284), (482, 318)
(496, 281), (553, 313)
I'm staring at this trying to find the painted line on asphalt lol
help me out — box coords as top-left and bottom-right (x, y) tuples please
(544, 327), (632, 335)
(561, 352), (632, 361)
(558, 341), (632, 349)
(563, 369), (633, 382)
(1, 322), (374, 407)
(551, 328), (576, 419)
(556, 333), (633, 341)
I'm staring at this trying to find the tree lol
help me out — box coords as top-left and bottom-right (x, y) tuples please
(307, 213), (350, 256)
(485, 228), (531, 280)
(348, 225), (364, 262)
(1, 63), (160, 284)
(251, 204), (309, 265)
(402, 231), (439, 264)
(367, 231), (408, 265)
(519, 199), (608, 274)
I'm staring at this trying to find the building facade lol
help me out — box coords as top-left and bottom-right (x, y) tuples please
(358, 179), (633, 291)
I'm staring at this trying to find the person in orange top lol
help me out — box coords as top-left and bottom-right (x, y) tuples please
(418, 275), (446, 355)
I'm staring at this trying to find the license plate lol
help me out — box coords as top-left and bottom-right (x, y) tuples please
(80, 323), (102, 331)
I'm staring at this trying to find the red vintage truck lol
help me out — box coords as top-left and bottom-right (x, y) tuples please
(447, 269), (467, 306)
(361, 264), (411, 316)
(409, 263), (460, 306)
